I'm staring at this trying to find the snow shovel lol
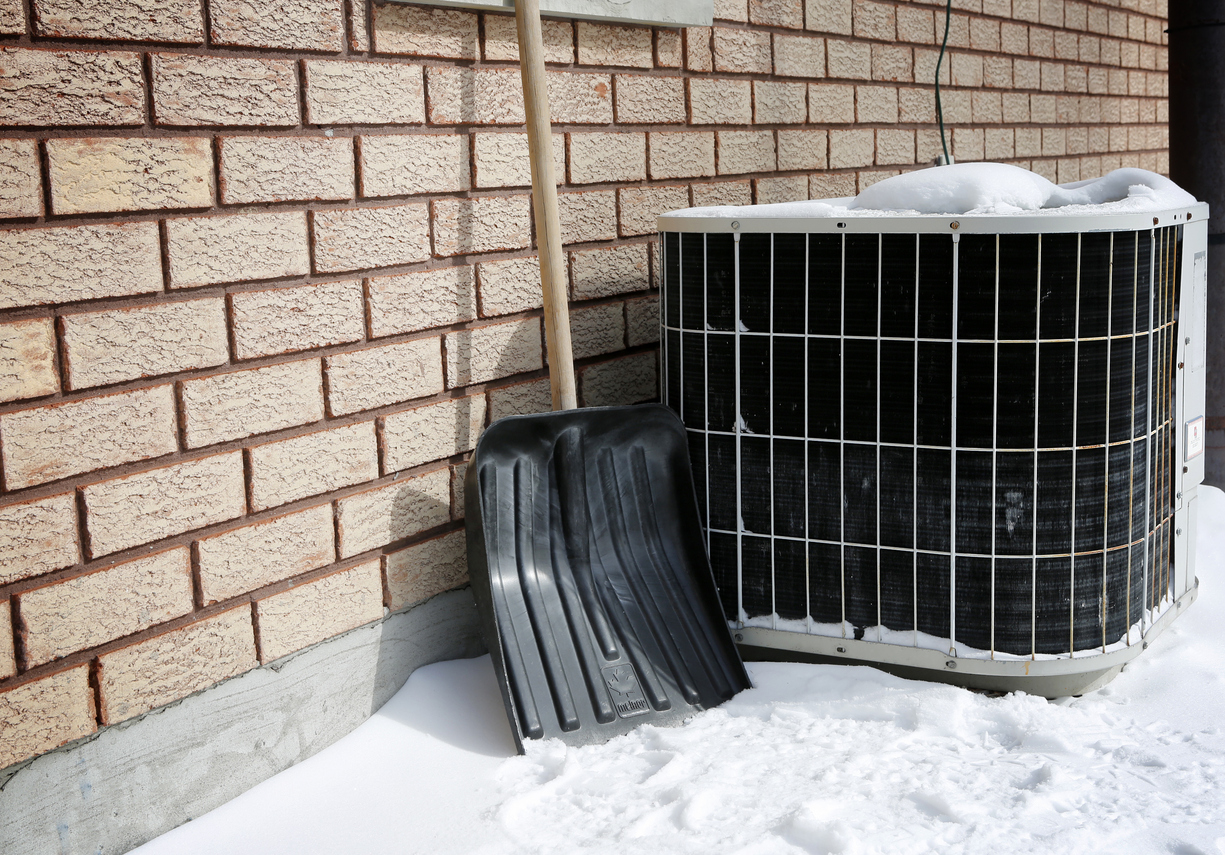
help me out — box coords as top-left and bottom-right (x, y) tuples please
(464, 0), (750, 752)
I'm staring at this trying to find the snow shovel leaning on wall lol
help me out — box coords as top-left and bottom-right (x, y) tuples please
(464, 0), (750, 753)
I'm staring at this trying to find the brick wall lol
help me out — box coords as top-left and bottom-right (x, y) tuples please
(0, 0), (1168, 771)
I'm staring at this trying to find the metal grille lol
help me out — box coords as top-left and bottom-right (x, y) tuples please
(661, 226), (1182, 658)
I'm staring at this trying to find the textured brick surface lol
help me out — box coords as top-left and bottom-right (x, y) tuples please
(381, 395), (485, 473)
(385, 529), (466, 611)
(618, 185), (690, 236)
(715, 0), (748, 23)
(0, 318), (57, 403)
(718, 130), (777, 174)
(576, 22), (653, 68)
(220, 136), (353, 204)
(757, 174), (809, 203)
(249, 422), (378, 511)
(478, 256), (542, 317)
(428, 68), (611, 125)
(774, 33), (826, 78)
(83, 452), (245, 557)
(615, 75), (686, 124)
(649, 131), (715, 180)
(657, 29), (682, 67)
(829, 127), (875, 168)
(98, 607), (257, 723)
(0, 666), (94, 769)
(0, 0), (19, 32)
(753, 0), (804, 28)
(778, 128), (828, 170)
(61, 298), (228, 389)
(256, 560), (383, 661)
(196, 505), (334, 603)
(359, 134), (470, 197)
(826, 39), (871, 79)
(22, 548), (194, 666)
(558, 189), (618, 244)
(488, 377), (550, 421)
(809, 82), (855, 122)
(580, 351), (657, 407)
(367, 266), (476, 337)
(0, 139), (43, 218)
(181, 359), (323, 448)
(167, 211), (309, 288)
(755, 80), (809, 124)
(33, 0), (203, 42)
(336, 467), (449, 558)
(685, 27), (713, 72)
(714, 26), (772, 74)
(210, 0), (343, 51)
(1, 386), (176, 489)
(626, 294), (660, 346)
(451, 461), (467, 519)
(313, 204), (431, 273)
(432, 195), (532, 257)
(325, 338), (444, 416)
(473, 132), (564, 189)
(372, 3), (476, 58)
(445, 318), (542, 387)
(47, 137), (213, 215)
(0, 493), (79, 586)
(152, 54), (298, 127)
(0, 48), (145, 126)
(569, 133), (646, 184)
(306, 60), (424, 125)
(231, 280), (364, 359)
(0, 222), (162, 310)
(689, 77), (752, 124)
(571, 244), (650, 300)
(0, 604), (12, 679)
(570, 303), (625, 360)
(483, 14), (573, 63)
(691, 180), (752, 207)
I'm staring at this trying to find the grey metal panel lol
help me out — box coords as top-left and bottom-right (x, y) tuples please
(390, 0), (713, 27)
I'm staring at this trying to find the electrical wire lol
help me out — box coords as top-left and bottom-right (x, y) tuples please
(934, 0), (953, 165)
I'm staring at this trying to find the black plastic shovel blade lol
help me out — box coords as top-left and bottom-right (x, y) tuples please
(465, 404), (751, 752)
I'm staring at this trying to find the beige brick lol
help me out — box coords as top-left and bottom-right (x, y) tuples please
(615, 75), (686, 124)
(197, 505), (334, 603)
(0, 493), (79, 586)
(0, 603), (12, 679)
(325, 338), (444, 416)
(619, 185), (690, 236)
(751, 175), (802, 204)
(752, 0), (804, 27)
(807, 0), (852, 34)
(445, 318), (541, 387)
(181, 359), (323, 448)
(715, 0), (748, 22)
(0, 666), (94, 769)
(826, 39), (871, 80)
(685, 27), (713, 72)
(472, 133), (564, 189)
(478, 256), (543, 317)
(0, 48), (145, 126)
(569, 133), (646, 185)
(0, 222), (161, 310)
(256, 560), (383, 661)
(220, 136), (353, 204)
(484, 14), (573, 63)
(231, 281), (364, 360)
(427, 68), (612, 125)
(61, 298), (227, 390)
(858, 169), (899, 191)
(451, 461), (467, 519)
(570, 303), (625, 360)
(559, 189), (618, 244)
(98, 607), (257, 723)
(0, 318), (57, 403)
(657, 29), (682, 68)
(385, 529), (466, 611)
(896, 5), (934, 44)
(856, 85), (898, 123)
(577, 22), (653, 67)
(46, 137), (212, 216)
(22, 548), (194, 666)
(755, 80), (808, 124)
(809, 82), (855, 122)
(984, 128), (1014, 161)
(83, 453), (244, 558)
(34, 0), (199, 41)
(1, 386), (176, 489)
(649, 131), (716, 180)
(689, 78), (752, 125)
(358, 134), (468, 198)
(853, 0), (895, 39)
(914, 48), (952, 86)
(367, 266), (476, 338)
(580, 351), (657, 407)
(872, 44), (912, 82)
(0, 0), (19, 33)
(984, 55), (1013, 89)
(372, 3), (476, 58)
(381, 395), (485, 473)
(432, 195), (532, 257)
(955, 127), (986, 162)
(210, 0), (340, 50)
(167, 211), (308, 288)
(810, 171), (856, 199)
(877, 128), (915, 165)
(337, 468), (449, 558)
(775, 129), (824, 171)
(306, 60), (424, 125)
(829, 127), (875, 168)
(249, 422), (378, 511)
(626, 294), (660, 346)
(774, 33), (825, 78)
(488, 377), (551, 421)
(571, 243), (650, 300)
(717, 130), (776, 175)
(313, 204), (431, 273)
(0, 139), (42, 218)
(692, 180), (753, 207)
(152, 54), (297, 127)
(713, 26), (771, 75)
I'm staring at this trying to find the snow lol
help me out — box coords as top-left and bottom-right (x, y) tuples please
(664, 163), (1199, 219)
(133, 486), (1225, 855)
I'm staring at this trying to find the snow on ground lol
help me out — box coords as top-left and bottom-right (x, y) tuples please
(134, 486), (1225, 855)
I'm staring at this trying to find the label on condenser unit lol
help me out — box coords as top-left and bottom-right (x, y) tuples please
(1186, 416), (1205, 460)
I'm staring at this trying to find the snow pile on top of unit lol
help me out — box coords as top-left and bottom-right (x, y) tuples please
(666, 163), (1198, 218)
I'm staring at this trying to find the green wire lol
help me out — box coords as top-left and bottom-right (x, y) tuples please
(934, 0), (952, 164)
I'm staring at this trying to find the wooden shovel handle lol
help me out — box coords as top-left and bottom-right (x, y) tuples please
(516, 0), (577, 411)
